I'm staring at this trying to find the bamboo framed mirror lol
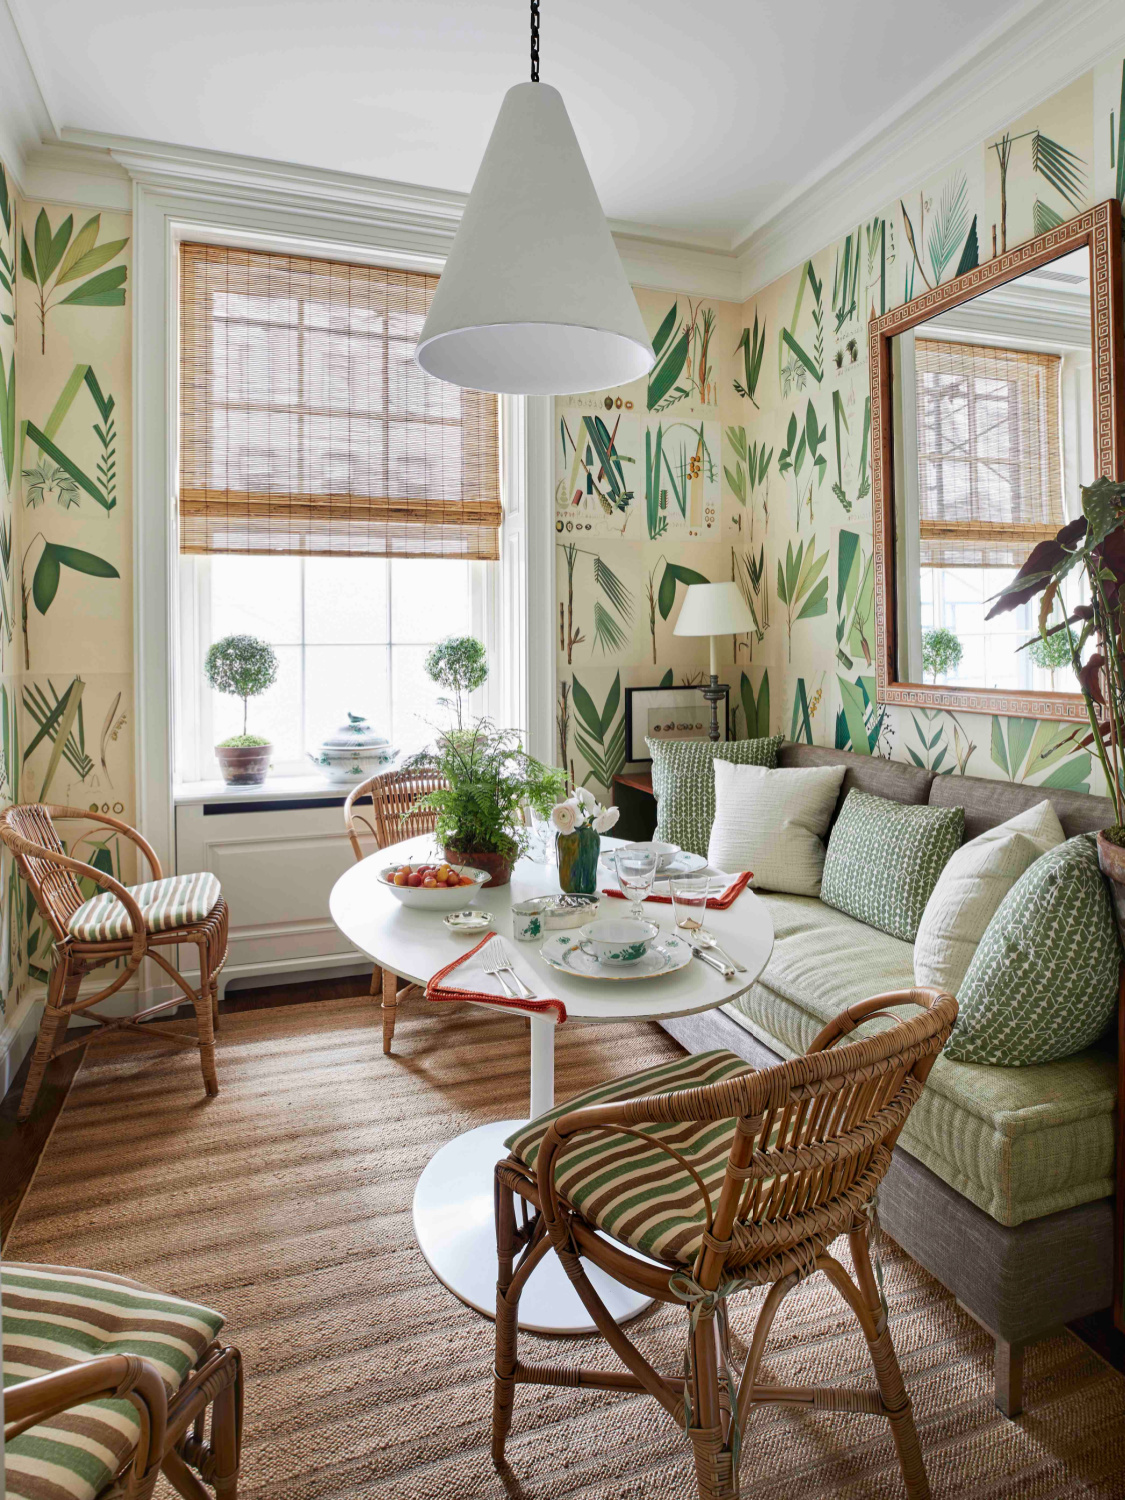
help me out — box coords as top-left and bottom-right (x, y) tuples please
(870, 198), (1125, 721)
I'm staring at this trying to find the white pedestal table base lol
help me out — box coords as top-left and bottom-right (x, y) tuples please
(412, 1119), (655, 1335)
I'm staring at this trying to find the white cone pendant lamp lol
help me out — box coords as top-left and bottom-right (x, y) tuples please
(415, 5), (655, 396)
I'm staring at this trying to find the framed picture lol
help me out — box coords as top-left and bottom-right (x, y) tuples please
(625, 685), (729, 763)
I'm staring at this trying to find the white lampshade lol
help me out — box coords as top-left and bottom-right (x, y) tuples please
(416, 82), (655, 396)
(673, 582), (756, 638)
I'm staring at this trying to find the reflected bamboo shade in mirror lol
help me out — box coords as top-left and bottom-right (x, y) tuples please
(179, 243), (502, 559)
(913, 339), (1063, 569)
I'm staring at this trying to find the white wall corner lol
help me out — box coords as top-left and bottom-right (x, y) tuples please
(0, 0), (53, 190)
(734, 0), (1125, 300)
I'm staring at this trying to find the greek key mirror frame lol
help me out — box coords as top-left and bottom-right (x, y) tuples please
(869, 197), (1125, 721)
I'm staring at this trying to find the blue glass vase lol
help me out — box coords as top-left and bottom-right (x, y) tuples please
(556, 825), (600, 894)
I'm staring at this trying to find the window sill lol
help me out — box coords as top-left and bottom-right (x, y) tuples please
(174, 774), (359, 807)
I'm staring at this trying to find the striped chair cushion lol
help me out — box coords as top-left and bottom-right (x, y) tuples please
(2, 1262), (225, 1500)
(66, 872), (221, 943)
(505, 1049), (755, 1267)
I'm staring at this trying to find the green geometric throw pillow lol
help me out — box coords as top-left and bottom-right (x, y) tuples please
(945, 834), (1120, 1066)
(647, 735), (783, 858)
(820, 789), (963, 941)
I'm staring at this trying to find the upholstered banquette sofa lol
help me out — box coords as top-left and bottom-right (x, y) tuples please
(659, 741), (1117, 1417)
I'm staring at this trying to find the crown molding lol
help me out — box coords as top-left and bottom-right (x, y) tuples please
(0, 0), (54, 189)
(735, 0), (1125, 300)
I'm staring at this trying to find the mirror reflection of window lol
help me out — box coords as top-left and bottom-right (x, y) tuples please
(892, 246), (1093, 692)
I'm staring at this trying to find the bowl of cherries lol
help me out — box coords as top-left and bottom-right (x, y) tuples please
(379, 859), (490, 910)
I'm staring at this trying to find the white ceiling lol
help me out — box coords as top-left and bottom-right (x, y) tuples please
(14, 0), (1037, 245)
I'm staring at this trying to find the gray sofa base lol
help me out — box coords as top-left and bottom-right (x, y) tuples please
(660, 1006), (1114, 1416)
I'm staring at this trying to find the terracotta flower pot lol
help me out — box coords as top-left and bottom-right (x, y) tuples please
(215, 743), (271, 786)
(444, 846), (513, 888)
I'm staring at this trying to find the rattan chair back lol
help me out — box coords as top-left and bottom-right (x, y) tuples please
(344, 767), (447, 862)
(0, 803), (87, 940)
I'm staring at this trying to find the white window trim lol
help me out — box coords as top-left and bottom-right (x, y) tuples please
(135, 178), (554, 875)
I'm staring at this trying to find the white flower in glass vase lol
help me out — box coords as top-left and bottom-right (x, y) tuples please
(550, 799), (580, 835)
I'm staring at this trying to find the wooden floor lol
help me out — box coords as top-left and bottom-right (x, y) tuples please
(2, 970), (1123, 1385)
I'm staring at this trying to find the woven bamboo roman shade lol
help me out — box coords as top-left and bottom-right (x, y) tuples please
(915, 338), (1063, 569)
(179, 244), (501, 558)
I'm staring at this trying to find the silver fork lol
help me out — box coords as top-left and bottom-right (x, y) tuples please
(481, 938), (534, 999)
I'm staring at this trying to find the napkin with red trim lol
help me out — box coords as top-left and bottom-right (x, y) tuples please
(601, 869), (752, 910)
(426, 931), (566, 1023)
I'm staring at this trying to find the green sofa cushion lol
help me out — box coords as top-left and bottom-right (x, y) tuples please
(820, 789), (964, 941)
(726, 892), (1116, 1227)
(648, 734), (783, 857)
(947, 834), (1120, 1065)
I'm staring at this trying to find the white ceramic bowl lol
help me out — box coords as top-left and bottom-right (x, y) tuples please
(379, 860), (489, 910)
(617, 839), (681, 871)
(578, 917), (660, 966)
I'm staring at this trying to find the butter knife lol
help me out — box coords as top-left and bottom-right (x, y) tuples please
(691, 945), (735, 979)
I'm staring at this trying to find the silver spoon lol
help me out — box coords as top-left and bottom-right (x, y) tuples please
(692, 930), (745, 973)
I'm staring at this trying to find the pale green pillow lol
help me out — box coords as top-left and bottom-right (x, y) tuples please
(946, 835), (1120, 1066)
(820, 789), (963, 941)
(913, 800), (1065, 996)
(647, 735), (783, 858)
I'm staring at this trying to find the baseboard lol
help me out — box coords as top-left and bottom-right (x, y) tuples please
(0, 1000), (47, 1098)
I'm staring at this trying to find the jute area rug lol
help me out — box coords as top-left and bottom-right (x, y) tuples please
(5, 995), (1125, 1499)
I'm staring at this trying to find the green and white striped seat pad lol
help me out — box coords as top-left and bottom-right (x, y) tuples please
(2, 1262), (225, 1500)
(506, 1049), (755, 1267)
(67, 872), (221, 943)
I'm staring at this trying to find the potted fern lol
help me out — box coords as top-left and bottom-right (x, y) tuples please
(205, 633), (279, 786)
(405, 637), (564, 886)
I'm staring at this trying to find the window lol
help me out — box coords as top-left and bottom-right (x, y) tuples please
(174, 241), (505, 783)
(176, 553), (492, 780)
(914, 339), (1072, 692)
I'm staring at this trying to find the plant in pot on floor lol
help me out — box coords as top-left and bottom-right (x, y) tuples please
(205, 633), (279, 786)
(987, 476), (1125, 923)
(405, 636), (565, 886)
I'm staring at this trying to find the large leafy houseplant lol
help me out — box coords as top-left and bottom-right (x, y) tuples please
(406, 637), (565, 886)
(987, 477), (1125, 857)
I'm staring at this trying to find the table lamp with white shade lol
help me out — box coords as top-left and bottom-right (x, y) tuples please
(672, 582), (756, 742)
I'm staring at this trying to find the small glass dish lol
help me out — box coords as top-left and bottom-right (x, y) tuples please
(443, 909), (493, 936)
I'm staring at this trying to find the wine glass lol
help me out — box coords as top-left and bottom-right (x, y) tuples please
(614, 846), (658, 921)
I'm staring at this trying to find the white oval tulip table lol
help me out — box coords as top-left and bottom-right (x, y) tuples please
(330, 835), (774, 1335)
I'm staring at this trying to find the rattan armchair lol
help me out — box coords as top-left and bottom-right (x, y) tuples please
(0, 804), (228, 1121)
(3, 1340), (242, 1498)
(492, 987), (958, 1500)
(343, 766), (447, 1053)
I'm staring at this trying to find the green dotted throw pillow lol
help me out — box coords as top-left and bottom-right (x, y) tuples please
(945, 834), (1120, 1066)
(647, 736), (783, 858)
(821, 789), (963, 941)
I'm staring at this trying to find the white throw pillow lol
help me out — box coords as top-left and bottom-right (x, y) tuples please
(913, 799), (1065, 996)
(708, 762), (847, 896)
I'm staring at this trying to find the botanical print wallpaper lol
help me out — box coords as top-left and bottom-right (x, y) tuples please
(0, 167), (133, 1048)
(555, 52), (1125, 806)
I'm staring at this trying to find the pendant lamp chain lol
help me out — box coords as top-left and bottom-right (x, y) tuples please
(530, 0), (540, 82)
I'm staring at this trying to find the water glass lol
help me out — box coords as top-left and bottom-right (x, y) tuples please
(670, 876), (714, 935)
(614, 847), (658, 921)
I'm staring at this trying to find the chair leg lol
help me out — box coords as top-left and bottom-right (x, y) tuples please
(17, 962), (76, 1122)
(381, 967), (399, 1055)
(492, 1172), (519, 1463)
(210, 1350), (242, 1498)
(368, 963), (383, 1001)
(686, 1315), (737, 1500)
(191, 951), (219, 1098)
(848, 1226), (930, 1500)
